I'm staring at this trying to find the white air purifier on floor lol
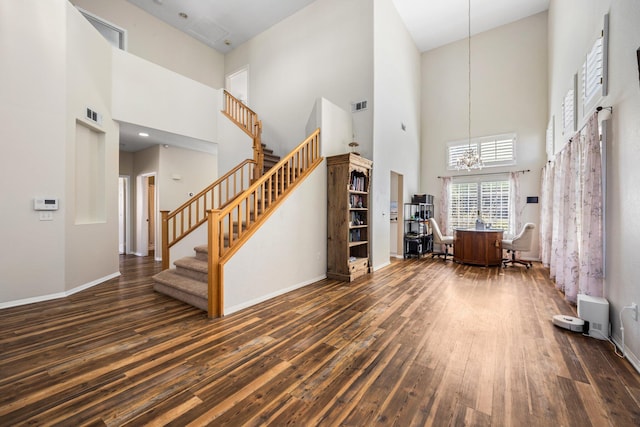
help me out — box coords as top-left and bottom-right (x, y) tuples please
(577, 294), (609, 340)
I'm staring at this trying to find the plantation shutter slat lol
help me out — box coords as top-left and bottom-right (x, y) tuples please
(446, 134), (516, 170)
(448, 179), (511, 234)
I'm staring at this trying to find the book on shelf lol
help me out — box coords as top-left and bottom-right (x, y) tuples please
(349, 194), (365, 208)
(349, 174), (366, 192)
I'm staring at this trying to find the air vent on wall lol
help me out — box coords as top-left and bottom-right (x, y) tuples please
(351, 100), (368, 113)
(86, 107), (103, 125)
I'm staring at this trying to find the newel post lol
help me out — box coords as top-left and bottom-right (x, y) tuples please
(160, 210), (170, 270)
(208, 209), (222, 318)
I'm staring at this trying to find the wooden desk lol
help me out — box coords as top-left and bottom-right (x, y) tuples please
(453, 229), (503, 266)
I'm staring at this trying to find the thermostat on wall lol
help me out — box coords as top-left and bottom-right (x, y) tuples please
(34, 198), (59, 211)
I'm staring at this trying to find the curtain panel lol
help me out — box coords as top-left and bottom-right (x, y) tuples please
(508, 171), (522, 238)
(438, 176), (451, 234)
(542, 112), (603, 302)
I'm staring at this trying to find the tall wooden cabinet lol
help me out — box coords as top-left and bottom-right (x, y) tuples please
(327, 153), (372, 281)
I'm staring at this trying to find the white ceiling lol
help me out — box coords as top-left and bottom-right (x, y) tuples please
(127, 0), (550, 55)
(120, 0), (549, 152)
(126, 0), (318, 54)
(392, 0), (550, 52)
(119, 122), (217, 154)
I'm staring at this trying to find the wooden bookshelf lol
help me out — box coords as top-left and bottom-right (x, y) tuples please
(327, 153), (372, 281)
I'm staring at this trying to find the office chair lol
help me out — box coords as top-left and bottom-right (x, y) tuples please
(502, 223), (536, 268)
(429, 218), (454, 261)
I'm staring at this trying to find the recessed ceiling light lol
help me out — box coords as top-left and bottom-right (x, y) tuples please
(138, 132), (149, 137)
(224, 39), (232, 46)
(179, 12), (188, 19)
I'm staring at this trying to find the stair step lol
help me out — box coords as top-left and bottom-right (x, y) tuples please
(264, 153), (280, 163)
(174, 257), (208, 282)
(194, 245), (208, 261)
(153, 269), (207, 311)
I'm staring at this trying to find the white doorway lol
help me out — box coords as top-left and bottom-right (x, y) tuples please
(225, 66), (249, 104)
(390, 172), (404, 259)
(118, 176), (131, 254)
(136, 173), (157, 257)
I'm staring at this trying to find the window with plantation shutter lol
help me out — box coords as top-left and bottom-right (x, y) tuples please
(448, 177), (511, 234)
(546, 117), (554, 159)
(480, 180), (510, 230)
(582, 36), (603, 107)
(562, 83), (576, 136)
(446, 134), (516, 170)
(449, 182), (478, 230)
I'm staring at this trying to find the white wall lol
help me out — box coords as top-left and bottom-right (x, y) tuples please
(0, 1), (124, 305)
(224, 0), (374, 159)
(111, 49), (219, 145)
(421, 12), (548, 259)
(158, 145), (217, 265)
(549, 0), (640, 370)
(65, 4), (120, 290)
(132, 146), (160, 257)
(371, 0), (422, 270)
(216, 108), (255, 176)
(70, 0), (225, 89)
(224, 97), (352, 314)
(224, 162), (327, 314)
(0, 0), (68, 304)
(306, 97), (354, 158)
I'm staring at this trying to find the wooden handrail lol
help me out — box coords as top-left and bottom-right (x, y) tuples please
(206, 128), (322, 317)
(161, 159), (256, 270)
(222, 90), (264, 177)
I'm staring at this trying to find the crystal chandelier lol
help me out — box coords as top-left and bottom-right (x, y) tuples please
(456, 0), (483, 171)
(456, 146), (483, 171)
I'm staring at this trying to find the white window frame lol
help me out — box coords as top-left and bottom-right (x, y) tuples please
(446, 133), (516, 171)
(448, 174), (512, 234)
(562, 74), (577, 137)
(546, 116), (555, 160)
(581, 14), (609, 115)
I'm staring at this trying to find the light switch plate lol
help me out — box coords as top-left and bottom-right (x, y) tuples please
(39, 211), (53, 221)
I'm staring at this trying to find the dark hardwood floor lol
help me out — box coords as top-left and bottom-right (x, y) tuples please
(1, 254), (639, 426)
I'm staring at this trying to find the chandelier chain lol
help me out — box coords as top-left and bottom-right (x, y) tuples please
(456, 0), (484, 171)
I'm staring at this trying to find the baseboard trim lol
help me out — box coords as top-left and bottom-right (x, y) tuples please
(611, 333), (640, 374)
(224, 274), (326, 316)
(0, 271), (121, 310)
(373, 260), (391, 271)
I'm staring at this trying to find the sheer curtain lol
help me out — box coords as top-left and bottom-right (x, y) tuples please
(578, 113), (604, 295)
(543, 112), (603, 302)
(438, 176), (451, 234)
(539, 162), (554, 266)
(508, 171), (522, 238)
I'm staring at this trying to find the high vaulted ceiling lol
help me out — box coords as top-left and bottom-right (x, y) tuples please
(393, 0), (549, 52)
(119, 0), (550, 152)
(127, 0), (550, 54)
(126, 0), (318, 54)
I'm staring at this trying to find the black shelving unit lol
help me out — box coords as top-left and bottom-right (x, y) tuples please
(403, 201), (434, 258)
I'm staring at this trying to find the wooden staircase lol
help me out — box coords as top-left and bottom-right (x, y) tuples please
(262, 144), (280, 174)
(153, 246), (209, 311)
(153, 179), (273, 312)
(154, 91), (321, 318)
